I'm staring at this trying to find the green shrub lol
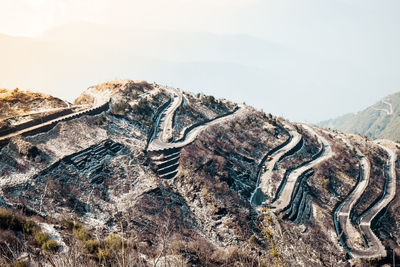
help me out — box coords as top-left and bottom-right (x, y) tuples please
(60, 218), (75, 230)
(0, 208), (40, 235)
(23, 220), (38, 234)
(35, 231), (59, 253)
(262, 227), (274, 239)
(13, 261), (28, 267)
(0, 208), (59, 253)
(73, 227), (90, 242)
(97, 248), (110, 261)
(41, 239), (59, 253)
(70, 222), (102, 255)
(321, 178), (330, 190)
(0, 208), (23, 231)
(35, 232), (49, 245)
(269, 242), (281, 259)
(105, 234), (125, 250)
(85, 239), (100, 254)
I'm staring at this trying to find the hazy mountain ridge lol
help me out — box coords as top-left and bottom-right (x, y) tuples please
(2, 21), (394, 122)
(0, 80), (399, 266)
(319, 91), (400, 141)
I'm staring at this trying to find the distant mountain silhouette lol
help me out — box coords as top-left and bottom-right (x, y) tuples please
(319, 91), (400, 141)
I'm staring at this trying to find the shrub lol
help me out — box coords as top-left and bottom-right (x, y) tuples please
(41, 239), (59, 253)
(105, 234), (125, 250)
(23, 220), (38, 235)
(60, 218), (75, 230)
(34, 232), (49, 245)
(93, 115), (107, 126)
(261, 207), (269, 213)
(269, 241), (281, 259)
(13, 261), (28, 267)
(0, 208), (39, 234)
(85, 239), (100, 254)
(0, 208), (24, 232)
(69, 221), (104, 255)
(262, 227), (274, 239)
(35, 232), (59, 253)
(73, 227), (90, 242)
(0, 208), (60, 254)
(321, 178), (330, 190)
(97, 248), (110, 261)
(266, 216), (273, 224)
(131, 99), (152, 116)
(112, 101), (131, 115)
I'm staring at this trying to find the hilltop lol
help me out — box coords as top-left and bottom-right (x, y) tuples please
(0, 88), (68, 119)
(0, 80), (399, 266)
(320, 91), (400, 142)
(0, 88), (70, 132)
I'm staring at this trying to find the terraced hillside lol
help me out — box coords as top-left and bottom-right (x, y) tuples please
(0, 80), (399, 266)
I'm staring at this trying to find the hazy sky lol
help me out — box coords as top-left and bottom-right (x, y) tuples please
(2, 0), (399, 41)
(1, 0), (399, 122)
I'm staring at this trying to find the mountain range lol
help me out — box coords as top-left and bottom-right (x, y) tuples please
(1, 21), (396, 123)
(320, 91), (400, 142)
(0, 80), (399, 266)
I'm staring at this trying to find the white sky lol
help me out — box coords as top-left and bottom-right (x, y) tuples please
(2, 0), (393, 38)
(0, 0), (262, 37)
(2, 0), (400, 58)
(0, 0), (399, 122)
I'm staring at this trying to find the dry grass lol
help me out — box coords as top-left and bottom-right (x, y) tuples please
(0, 88), (67, 119)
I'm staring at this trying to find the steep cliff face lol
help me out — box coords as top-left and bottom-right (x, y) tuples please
(0, 80), (399, 266)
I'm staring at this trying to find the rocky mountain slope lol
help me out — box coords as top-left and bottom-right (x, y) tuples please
(320, 91), (400, 142)
(0, 80), (399, 266)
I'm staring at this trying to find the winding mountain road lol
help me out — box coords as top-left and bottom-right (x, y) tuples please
(159, 87), (183, 142)
(271, 124), (333, 212)
(355, 140), (397, 258)
(334, 138), (397, 259)
(334, 152), (370, 256)
(373, 99), (393, 115)
(148, 106), (245, 151)
(0, 99), (109, 143)
(147, 87), (244, 152)
(146, 86), (245, 179)
(250, 121), (302, 205)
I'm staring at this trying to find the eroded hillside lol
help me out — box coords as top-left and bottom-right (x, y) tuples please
(0, 80), (399, 266)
